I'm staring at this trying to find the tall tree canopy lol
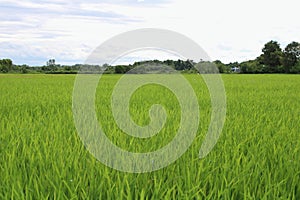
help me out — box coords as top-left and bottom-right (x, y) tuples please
(260, 40), (283, 72)
(282, 41), (300, 72)
(0, 59), (13, 73)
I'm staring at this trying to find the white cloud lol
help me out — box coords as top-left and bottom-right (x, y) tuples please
(0, 0), (299, 65)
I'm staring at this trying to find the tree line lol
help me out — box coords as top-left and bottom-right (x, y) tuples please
(1, 40), (300, 74)
(240, 41), (300, 73)
(213, 41), (300, 74)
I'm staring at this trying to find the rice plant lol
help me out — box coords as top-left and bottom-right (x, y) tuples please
(0, 74), (299, 199)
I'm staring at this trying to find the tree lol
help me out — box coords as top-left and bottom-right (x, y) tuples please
(240, 59), (264, 74)
(102, 63), (110, 68)
(213, 60), (225, 73)
(0, 64), (8, 73)
(282, 41), (300, 73)
(260, 40), (283, 73)
(115, 65), (133, 74)
(64, 66), (72, 71)
(174, 59), (185, 70)
(43, 59), (58, 71)
(21, 65), (28, 74)
(0, 59), (13, 73)
(290, 62), (300, 74)
(47, 59), (56, 66)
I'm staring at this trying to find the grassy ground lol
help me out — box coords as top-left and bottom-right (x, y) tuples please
(0, 74), (299, 199)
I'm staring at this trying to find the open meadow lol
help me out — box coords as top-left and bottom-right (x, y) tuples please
(0, 74), (299, 199)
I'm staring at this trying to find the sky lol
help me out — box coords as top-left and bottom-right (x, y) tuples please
(0, 0), (299, 66)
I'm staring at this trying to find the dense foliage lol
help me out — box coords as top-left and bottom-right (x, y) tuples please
(0, 74), (299, 199)
(1, 40), (300, 74)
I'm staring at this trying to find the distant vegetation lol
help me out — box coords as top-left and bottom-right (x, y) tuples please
(1, 40), (300, 74)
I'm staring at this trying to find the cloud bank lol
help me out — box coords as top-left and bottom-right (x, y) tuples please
(0, 0), (299, 65)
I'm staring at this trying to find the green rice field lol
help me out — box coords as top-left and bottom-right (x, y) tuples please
(0, 74), (299, 199)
